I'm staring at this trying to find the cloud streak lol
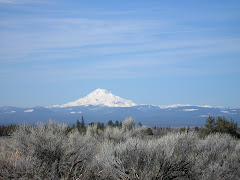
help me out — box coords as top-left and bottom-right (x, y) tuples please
(0, 0), (46, 4)
(0, 0), (240, 81)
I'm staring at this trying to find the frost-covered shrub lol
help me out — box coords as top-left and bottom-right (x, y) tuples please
(121, 117), (135, 131)
(103, 124), (147, 143)
(86, 124), (98, 138)
(13, 121), (67, 163)
(96, 132), (199, 179)
(194, 133), (240, 179)
(1, 120), (240, 180)
(103, 117), (149, 143)
(95, 131), (240, 180)
(104, 126), (125, 143)
(58, 131), (99, 179)
(0, 145), (38, 179)
(10, 121), (68, 179)
(153, 127), (178, 137)
(7, 121), (98, 179)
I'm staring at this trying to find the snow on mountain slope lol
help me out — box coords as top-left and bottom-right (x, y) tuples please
(52, 88), (137, 108)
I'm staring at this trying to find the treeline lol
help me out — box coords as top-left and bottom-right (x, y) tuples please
(0, 116), (123, 136)
(71, 116), (240, 138)
(1, 116), (240, 138)
(69, 117), (151, 136)
(72, 116), (141, 134)
(64, 117), (125, 135)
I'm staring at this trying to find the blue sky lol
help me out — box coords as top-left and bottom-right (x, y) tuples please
(0, 0), (240, 108)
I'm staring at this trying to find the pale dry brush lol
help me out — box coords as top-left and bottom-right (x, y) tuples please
(95, 131), (240, 180)
(1, 118), (240, 180)
(103, 117), (149, 143)
(2, 121), (99, 179)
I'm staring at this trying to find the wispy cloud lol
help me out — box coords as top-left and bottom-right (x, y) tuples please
(0, 0), (240, 81)
(1, 0), (239, 65)
(0, 0), (13, 3)
(0, 0), (45, 4)
(0, 17), (165, 61)
(0, 0), (24, 3)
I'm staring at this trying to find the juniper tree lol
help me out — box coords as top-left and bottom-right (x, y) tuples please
(114, 120), (120, 127)
(97, 122), (104, 130)
(107, 120), (114, 127)
(202, 116), (239, 138)
(76, 119), (80, 131)
(80, 116), (85, 129)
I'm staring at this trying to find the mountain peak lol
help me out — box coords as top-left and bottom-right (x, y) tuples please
(54, 89), (137, 108)
(89, 88), (110, 96)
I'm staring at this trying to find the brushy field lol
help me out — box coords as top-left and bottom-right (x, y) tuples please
(0, 118), (240, 180)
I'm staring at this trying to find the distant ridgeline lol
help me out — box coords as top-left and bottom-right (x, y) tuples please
(0, 105), (239, 126)
(0, 89), (239, 126)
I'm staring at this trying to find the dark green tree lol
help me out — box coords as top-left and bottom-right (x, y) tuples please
(107, 120), (114, 127)
(80, 116), (85, 129)
(203, 116), (216, 136)
(145, 128), (153, 135)
(202, 116), (239, 138)
(114, 120), (120, 127)
(97, 122), (104, 130)
(76, 119), (80, 130)
(194, 126), (199, 132)
(78, 116), (86, 134)
(2, 128), (8, 136)
(0, 125), (17, 136)
(89, 122), (95, 126)
(119, 121), (122, 128)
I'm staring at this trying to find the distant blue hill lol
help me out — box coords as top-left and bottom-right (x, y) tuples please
(1, 89), (239, 126)
(0, 105), (239, 127)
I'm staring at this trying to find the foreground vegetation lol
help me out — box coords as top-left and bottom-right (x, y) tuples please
(0, 117), (240, 179)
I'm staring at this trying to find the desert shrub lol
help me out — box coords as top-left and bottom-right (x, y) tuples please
(1, 119), (239, 180)
(144, 127), (153, 135)
(103, 117), (148, 143)
(194, 133), (240, 179)
(95, 132), (199, 179)
(86, 124), (98, 138)
(121, 117), (135, 131)
(13, 121), (67, 163)
(2, 121), (98, 179)
(8, 121), (68, 179)
(0, 143), (37, 180)
(152, 126), (179, 137)
(58, 131), (99, 179)
(95, 131), (240, 180)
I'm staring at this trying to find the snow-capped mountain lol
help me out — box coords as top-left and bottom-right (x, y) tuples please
(0, 88), (239, 126)
(52, 88), (137, 108)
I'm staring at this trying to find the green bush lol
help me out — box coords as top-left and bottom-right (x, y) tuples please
(202, 116), (239, 138)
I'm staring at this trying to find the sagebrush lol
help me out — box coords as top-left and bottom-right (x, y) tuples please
(0, 118), (239, 180)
